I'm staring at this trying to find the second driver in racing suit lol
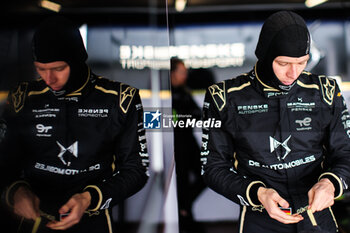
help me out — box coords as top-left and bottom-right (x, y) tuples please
(0, 16), (149, 233)
(201, 11), (350, 233)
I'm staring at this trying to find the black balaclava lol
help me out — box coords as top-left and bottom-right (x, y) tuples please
(32, 16), (88, 96)
(255, 11), (310, 91)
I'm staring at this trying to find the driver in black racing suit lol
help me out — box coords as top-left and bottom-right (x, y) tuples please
(0, 16), (149, 233)
(201, 11), (350, 233)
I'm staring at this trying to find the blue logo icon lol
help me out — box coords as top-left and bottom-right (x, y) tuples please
(144, 110), (161, 129)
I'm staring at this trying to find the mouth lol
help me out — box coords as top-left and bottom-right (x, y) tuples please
(50, 86), (63, 91)
(283, 78), (298, 86)
(283, 81), (294, 85)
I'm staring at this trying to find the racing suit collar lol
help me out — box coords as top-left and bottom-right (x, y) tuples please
(255, 60), (297, 92)
(252, 65), (291, 99)
(48, 64), (91, 98)
(65, 66), (92, 97)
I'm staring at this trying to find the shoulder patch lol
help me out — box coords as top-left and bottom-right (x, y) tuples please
(319, 76), (336, 105)
(120, 83), (136, 113)
(12, 82), (28, 113)
(208, 81), (226, 111)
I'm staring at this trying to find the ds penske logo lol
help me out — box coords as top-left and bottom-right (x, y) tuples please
(269, 135), (292, 161)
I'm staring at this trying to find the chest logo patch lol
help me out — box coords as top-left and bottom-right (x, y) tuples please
(295, 117), (312, 131)
(36, 124), (53, 137)
(56, 141), (78, 166)
(269, 135), (291, 161)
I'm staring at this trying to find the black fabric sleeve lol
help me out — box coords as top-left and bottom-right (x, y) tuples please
(321, 80), (350, 199)
(83, 89), (149, 211)
(201, 84), (265, 207)
(0, 87), (27, 204)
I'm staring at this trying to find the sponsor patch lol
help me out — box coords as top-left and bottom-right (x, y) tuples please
(32, 108), (59, 118)
(248, 155), (316, 170)
(287, 102), (315, 112)
(209, 82), (226, 111)
(270, 135), (292, 161)
(267, 92), (288, 98)
(78, 108), (109, 118)
(295, 117), (312, 131)
(319, 76), (336, 105)
(34, 162), (100, 175)
(237, 104), (268, 114)
(36, 124), (53, 137)
(120, 84), (136, 113)
(56, 141), (78, 166)
(12, 83), (28, 113)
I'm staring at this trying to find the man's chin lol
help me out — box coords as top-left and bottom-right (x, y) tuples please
(50, 87), (63, 91)
(282, 80), (295, 86)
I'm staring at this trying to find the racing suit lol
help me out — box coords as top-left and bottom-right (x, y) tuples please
(0, 67), (149, 233)
(201, 66), (350, 233)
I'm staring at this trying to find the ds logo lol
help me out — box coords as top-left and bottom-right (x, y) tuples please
(144, 110), (161, 129)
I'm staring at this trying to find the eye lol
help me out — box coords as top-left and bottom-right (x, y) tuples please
(277, 62), (288, 66)
(55, 66), (66, 71)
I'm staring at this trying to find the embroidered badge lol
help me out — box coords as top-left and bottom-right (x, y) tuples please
(12, 82), (28, 113)
(120, 84), (136, 113)
(319, 76), (336, 105)
(208, 82), (226, 111)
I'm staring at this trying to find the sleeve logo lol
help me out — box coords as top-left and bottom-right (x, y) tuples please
(120, 84), (136, 113)
(208, 82), (226, 111)
(319, 76), (336, 105)
(12, 82), (28, 113)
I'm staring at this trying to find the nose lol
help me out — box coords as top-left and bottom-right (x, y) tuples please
(287, 64), (299, 79)
(43, 71), (56, 86)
